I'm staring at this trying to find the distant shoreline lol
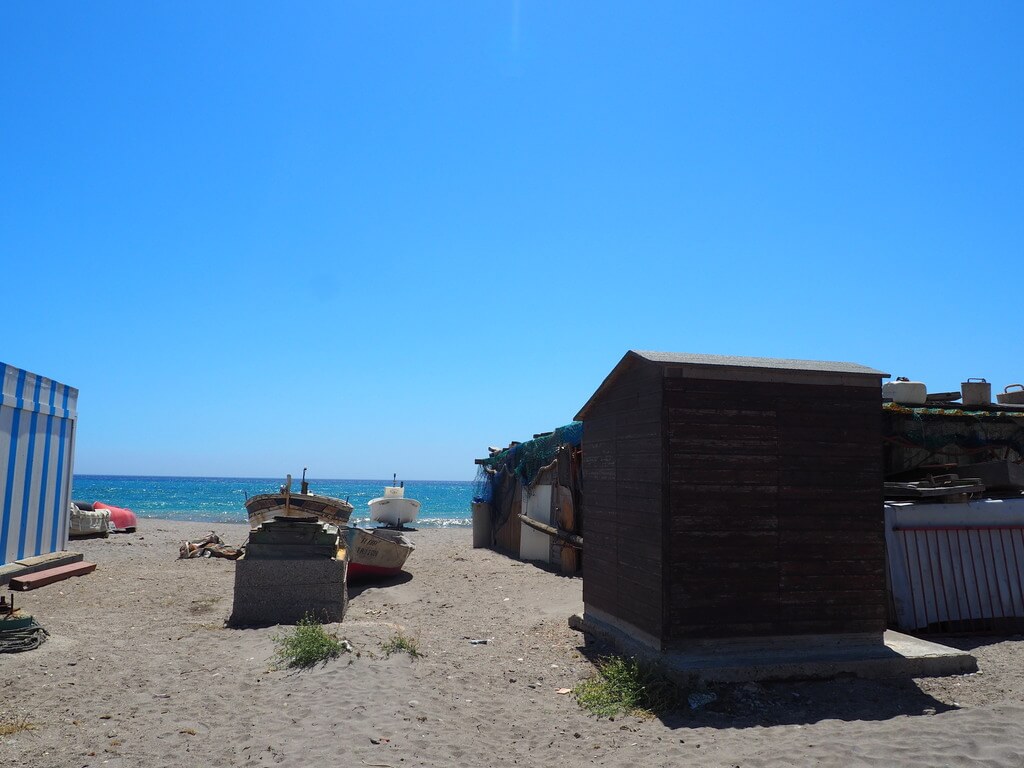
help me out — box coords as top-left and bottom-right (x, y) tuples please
(72, 475), (476, 526)
(121, 513), (473, 527)
(73, 473), (475, 483)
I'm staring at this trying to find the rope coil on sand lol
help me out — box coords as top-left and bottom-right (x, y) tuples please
(0, 619), (49, 653)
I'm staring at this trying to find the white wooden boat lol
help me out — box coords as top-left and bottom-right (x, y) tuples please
(344, 527), (414, 579)
(245, 471), (353, 529)
(368, 476), (421, 527)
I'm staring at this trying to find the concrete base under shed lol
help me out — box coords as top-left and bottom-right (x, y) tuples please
(571, 611), (977, 684)
(229, 558), (347, 626)
(0, 551), (84, 586)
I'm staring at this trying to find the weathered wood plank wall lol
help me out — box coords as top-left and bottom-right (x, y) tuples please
(581, 362), (664, 639)
(665, 377), (885, 639)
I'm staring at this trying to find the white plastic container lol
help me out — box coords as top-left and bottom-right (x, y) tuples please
(997, 384), (1024, 405)
(883, 379), (927, 405)
(961, 378), (991, 406)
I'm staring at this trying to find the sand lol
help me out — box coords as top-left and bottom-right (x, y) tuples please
(3, 519), (1024, 767)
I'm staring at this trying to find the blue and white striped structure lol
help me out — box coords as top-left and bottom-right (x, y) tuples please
(0, 362), (78, 568)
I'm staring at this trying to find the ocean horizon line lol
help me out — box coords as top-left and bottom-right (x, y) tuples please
(71, 475), (476, 526)
(126, 513), (473, 526)
(73, 473), (476, 484)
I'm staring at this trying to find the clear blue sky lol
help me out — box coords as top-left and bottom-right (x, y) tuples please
(2, 3), (1021, 480)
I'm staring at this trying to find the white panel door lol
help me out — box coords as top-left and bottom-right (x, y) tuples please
(519, 484), (552, 563)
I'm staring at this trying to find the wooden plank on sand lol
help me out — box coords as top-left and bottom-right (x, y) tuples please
(9, 561), (97, 591)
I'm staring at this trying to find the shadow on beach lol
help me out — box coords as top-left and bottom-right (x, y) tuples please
(918, 632), (1024, 653)
(346, 570), (414, 597)
(575, 634), (958, 729)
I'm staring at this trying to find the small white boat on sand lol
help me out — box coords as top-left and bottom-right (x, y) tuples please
(368, 476), (421, 528)
(245, 470), (353, 529)
(344, 527), (415, 580)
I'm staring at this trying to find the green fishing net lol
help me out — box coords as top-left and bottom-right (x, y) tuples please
(474, 422), (583, 502)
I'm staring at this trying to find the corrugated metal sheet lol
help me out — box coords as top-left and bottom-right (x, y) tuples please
(0, 362), (78, 567)
(886, 499), (1024, 631)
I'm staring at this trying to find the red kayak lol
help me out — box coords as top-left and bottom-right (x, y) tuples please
(92, 502), (138, 532)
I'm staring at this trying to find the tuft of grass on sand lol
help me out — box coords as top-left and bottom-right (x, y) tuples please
(0, 715), (36, 736)
(381, 632), (423, 659)
(573, 656), (680, 718)
(272, 615), (350, 669)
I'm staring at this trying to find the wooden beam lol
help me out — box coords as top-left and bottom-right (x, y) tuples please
(517, 514), (583, 549)
(9, 561), (97, 591)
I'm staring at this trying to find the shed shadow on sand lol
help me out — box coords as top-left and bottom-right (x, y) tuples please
(922, 632), (1024, 653)
(575, 635), (959, 729)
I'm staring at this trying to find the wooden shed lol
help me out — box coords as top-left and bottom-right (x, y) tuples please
(575, 351), (889, 649)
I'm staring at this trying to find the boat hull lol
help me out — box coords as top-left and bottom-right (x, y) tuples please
(368, 497), (421, 527)
(245, 492), (353, 529)
(92, 502), (137, 532)
(345, 528), (414, 580)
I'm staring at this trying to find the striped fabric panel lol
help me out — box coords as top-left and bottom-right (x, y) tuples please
(0, 363), (78, 566)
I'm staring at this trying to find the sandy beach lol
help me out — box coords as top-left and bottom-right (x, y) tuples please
(3, 520), (1024, 767)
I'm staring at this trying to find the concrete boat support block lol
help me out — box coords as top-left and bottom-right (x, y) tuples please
(569, 613), (978, 684)
(229, 558), (347, 627)
(0, 552), (85, 587)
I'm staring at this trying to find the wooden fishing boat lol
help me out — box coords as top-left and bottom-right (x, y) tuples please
(245, 471), (353, 529)
(344, 527), (414, 580)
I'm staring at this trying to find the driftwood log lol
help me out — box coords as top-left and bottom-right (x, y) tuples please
(517, 514), (583, 549)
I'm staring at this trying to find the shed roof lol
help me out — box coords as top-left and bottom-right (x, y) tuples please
(575, 350), (889, 420)
(631, 350), (888, 376)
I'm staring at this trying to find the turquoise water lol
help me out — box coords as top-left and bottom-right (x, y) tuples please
(71, 475), (475, 527)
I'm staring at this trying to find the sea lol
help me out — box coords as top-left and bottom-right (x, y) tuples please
(71, 475), (477, 527)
